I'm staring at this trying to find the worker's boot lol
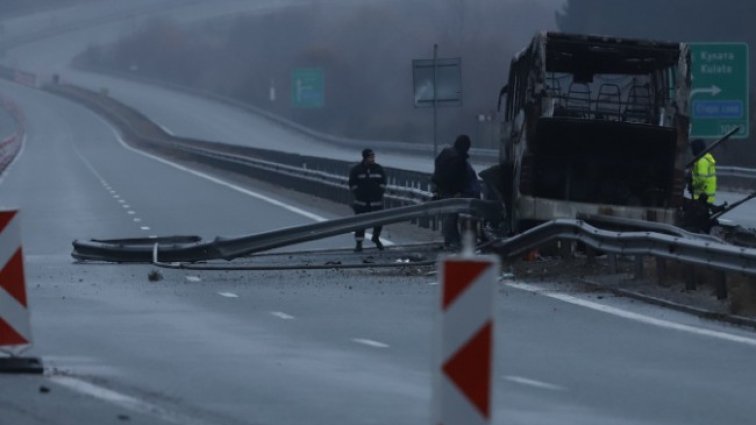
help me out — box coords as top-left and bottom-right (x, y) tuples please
(354, 241), (363, 252)
(371, 236), (384, 251)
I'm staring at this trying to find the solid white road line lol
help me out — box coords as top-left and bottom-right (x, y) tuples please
(102, 121), (327, 222)
(506, 281), (756, 347)
(502, 375), (566, 391)
(270, 311), (295, 320)
(351, 338), (390, 348)
(217, 292), (239, 298)
(50, 376), (209, 425)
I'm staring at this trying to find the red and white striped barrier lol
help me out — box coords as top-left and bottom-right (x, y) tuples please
(432, 254), (499, 425)
(0, 210), (32, 352)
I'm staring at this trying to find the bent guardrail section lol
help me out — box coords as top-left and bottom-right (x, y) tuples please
(72, 198), (502, 263)
(492, 219), (756, 276)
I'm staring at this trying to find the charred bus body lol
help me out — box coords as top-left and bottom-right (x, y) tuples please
(493, 32), (691, 232)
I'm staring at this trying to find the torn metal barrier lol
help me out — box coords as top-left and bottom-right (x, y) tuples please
(491, 219), (756, 276)
(72, 198), (502, 263)
(577, 213), (724, 242)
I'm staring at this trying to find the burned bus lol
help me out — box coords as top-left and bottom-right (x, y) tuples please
(493, 32), (691, 232)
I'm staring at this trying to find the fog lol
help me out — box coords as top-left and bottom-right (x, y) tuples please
(74, 0), (563, 149)
(7, 0), (754, 162)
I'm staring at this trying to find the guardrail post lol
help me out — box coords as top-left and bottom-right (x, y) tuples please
(633, 255), (644, 280)
(559, 239), (573, 259)
(584, 245), (596, 265)
(655, 258), (667, 286)
(685, 266), (698, 291)
(715, 271), (728, 300)
(608, 253), (618, 273)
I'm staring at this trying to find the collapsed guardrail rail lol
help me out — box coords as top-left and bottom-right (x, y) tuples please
(72, 198), (501, 263)
(492, 219), (756, 276)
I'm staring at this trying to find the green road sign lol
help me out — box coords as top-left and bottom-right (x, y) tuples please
(291, 68), (324, 108)
(689, 42), (749, 139)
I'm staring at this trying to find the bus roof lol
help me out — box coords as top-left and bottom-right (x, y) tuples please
(533, 32), (686, 75)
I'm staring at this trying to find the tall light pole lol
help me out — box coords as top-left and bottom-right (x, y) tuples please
(432, 43), (438, 160)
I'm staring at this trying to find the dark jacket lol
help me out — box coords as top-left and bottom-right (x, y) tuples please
(348, 161), (386, 206)
(432, 146), (469, 196)
(461, 163), (481, 198)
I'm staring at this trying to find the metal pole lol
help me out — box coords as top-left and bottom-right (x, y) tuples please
(433, 43), (438, 160)
(685, 126), (739, 169)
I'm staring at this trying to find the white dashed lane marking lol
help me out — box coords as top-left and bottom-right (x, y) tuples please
(270, 311), (295, 320)
(351, 338), (390, 349)
(185, 276), (201, 282)
(74, 145), (156, 234)
(503, 375), (566, 391)
(218, 292), (239, 298)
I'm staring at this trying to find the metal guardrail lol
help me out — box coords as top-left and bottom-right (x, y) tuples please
(40, 83), (756, 198)
(719, 165), (756, 179)
(45, 84), (448, 228)
(72, 198), (502, 263)
(170, 142), (433, 205)
(73, 64), (501, 161)
(492, 219), (756, 276)
(44, 84), (756, 300)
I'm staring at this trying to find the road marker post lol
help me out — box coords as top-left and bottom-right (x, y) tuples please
(0, 210), (42, 374)
(432, 246), (499, 425)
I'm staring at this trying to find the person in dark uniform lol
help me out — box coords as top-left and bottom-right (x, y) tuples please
(432, 135), (474, 247)
(348, 148), (387, 252)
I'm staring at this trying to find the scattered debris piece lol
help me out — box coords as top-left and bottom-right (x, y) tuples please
(147, 270), (163, 282)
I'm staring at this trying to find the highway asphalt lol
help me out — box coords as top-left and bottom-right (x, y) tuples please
(1, 2), (756, 425)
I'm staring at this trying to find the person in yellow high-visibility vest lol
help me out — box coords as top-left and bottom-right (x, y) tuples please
(690, 139), (717, 204)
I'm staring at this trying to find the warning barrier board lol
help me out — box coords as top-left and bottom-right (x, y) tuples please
(432, 255), (499, 425)
(0, 210), (32, 351)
